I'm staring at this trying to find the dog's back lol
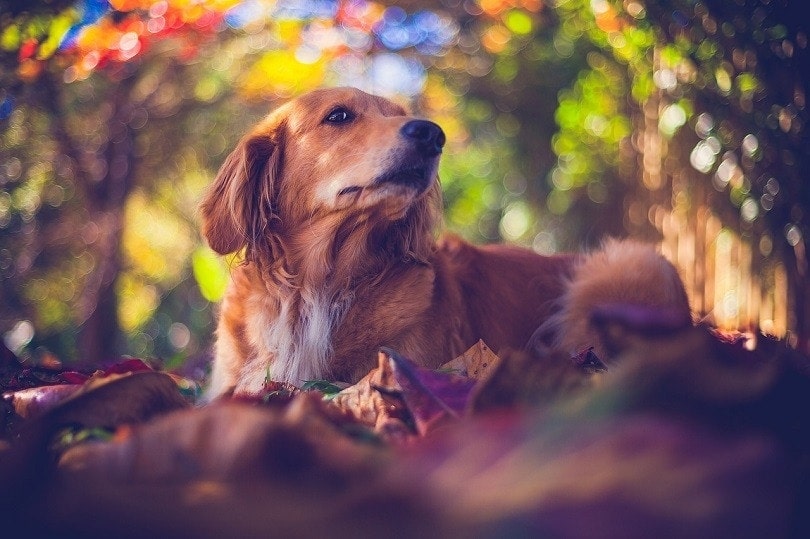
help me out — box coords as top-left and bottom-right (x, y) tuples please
(434, 236), (690, 362)
(434, 235), (577, 357)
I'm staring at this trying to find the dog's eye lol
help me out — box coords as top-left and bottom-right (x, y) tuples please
(324, 108), (355, 124)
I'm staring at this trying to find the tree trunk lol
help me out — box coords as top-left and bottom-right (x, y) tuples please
(76, 209), (125, 362)
(59, 74), (138, 362)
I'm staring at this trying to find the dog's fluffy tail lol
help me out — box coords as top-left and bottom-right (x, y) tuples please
(543, 238), (691, 361)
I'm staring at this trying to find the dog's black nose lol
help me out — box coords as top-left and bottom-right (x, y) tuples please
(400, 120), (446, 157)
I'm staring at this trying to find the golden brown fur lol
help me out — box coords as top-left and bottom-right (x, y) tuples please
(200, 87), (691, 397)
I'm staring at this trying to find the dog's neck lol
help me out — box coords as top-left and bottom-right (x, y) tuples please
(253, 213), (432, 385)
(272, 212), (433, 294)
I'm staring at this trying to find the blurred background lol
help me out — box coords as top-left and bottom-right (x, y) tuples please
(0, 0), (807, 373)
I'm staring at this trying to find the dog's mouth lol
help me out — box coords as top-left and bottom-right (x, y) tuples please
(336, 165), (436, 199)
(372, 165), (433, 192)
(372, 149), (440, 194)
(334, 150), (439, 204)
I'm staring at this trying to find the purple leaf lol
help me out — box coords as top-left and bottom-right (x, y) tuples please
(382, 348), (476, 436)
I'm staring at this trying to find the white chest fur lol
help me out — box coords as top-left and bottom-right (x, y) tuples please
(248, 290), (353, 387)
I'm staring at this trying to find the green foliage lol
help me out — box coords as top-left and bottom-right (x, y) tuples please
(552, 57), (631, 192)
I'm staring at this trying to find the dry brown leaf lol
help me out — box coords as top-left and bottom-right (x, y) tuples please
(441, 340), (501, 382)
(49, 371), (189, 429)
(4, 371), (188, 435)
(331, 343), (499, 436)
(329, 351), (412, 439)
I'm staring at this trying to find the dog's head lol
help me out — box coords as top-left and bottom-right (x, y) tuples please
(200, 87), (444, 272)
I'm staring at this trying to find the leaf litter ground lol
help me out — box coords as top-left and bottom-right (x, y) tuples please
(2, 309), (810, 538)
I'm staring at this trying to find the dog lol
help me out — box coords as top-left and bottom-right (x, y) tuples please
(200, 87), (691, 397)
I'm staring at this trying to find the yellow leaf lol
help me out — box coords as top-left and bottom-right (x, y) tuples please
(441, 340), (501, 381)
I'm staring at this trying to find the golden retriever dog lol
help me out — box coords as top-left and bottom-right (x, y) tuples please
(200, 87), (690, 397)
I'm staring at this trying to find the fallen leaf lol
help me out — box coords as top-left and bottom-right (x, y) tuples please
(330, 349), (481, 439)
(4, 384), (83, 420)
(300, 380), (348, 398)
(330, 351), (412, 438)
(34, 371), (190, 435)
(440, 340), (501, 381)
(386, 348), (476, 436)
(3, 360), (172, 436)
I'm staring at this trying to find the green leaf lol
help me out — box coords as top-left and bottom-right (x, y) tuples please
(49, 426), (115, 454)
(301, 380), (347, 398)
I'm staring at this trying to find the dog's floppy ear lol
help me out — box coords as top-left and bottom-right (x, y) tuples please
(199, 124), (283, 261)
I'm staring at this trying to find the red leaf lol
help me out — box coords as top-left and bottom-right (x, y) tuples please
(102, 358), (153, 375)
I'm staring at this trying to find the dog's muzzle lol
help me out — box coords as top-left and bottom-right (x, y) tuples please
(400, 120), (446, 157)
(371, 120), (445, 194)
